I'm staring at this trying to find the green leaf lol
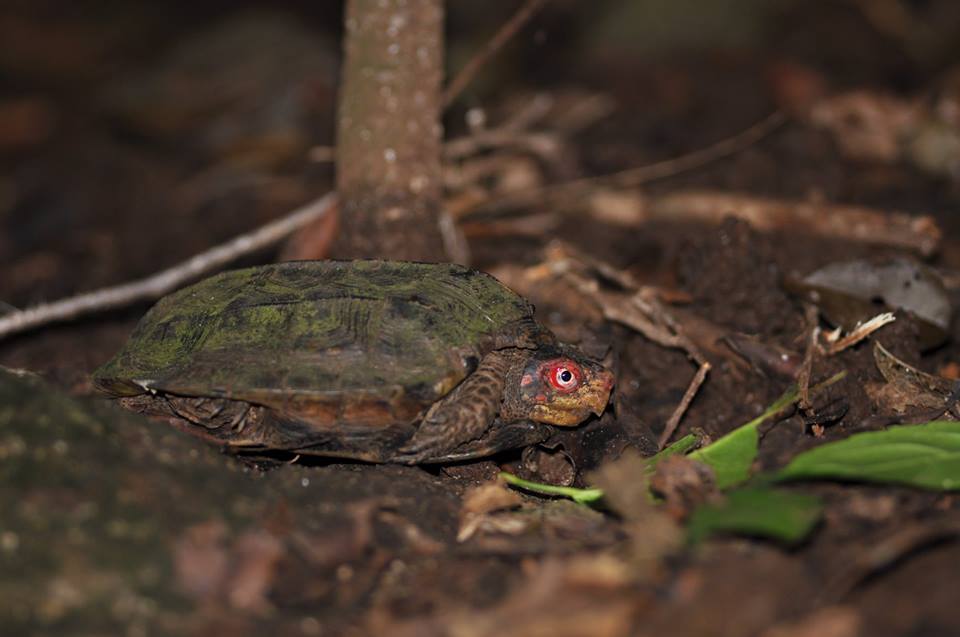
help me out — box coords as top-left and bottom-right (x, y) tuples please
(688, 372), (847, 489)
(776, 420), (960, 491)
(498, 472), (605, 505)
(688, 386), (799, 489)
(687, 487), (822, 545)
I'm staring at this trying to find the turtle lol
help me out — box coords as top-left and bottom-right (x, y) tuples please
(94, 260), (614, 464)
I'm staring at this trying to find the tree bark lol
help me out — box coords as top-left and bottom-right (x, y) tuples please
(334, 0), (446, 261)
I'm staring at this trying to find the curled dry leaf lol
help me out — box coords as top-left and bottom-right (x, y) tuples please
(867, 342), (957, 415)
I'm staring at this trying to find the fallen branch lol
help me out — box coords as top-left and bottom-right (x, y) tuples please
(820, 515), (960, 602)
(0, 192), (338, 340)
(649, 191), (941, 256)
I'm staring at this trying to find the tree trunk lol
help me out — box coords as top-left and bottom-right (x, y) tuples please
(334, 0), (447, 261)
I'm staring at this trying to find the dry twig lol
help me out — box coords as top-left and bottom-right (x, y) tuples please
(442, 0), (550, 108)
(467, 111), (786, 216)
(0, 193), (338, 340)
(658, 361), (711, 449)
(823, 312), (897, 355)
(820, 515), (960, 601)
(796, 304), (821, 410)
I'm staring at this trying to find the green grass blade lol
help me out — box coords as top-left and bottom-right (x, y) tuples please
(648, 432), (702, 468)
(498, 472), (605, 504)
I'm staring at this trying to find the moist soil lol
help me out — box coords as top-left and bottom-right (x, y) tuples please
(2, 2), (960, 636)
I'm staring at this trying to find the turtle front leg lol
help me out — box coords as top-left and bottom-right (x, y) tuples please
(394, 349), (520, 464)
(418, 420), (553, 464)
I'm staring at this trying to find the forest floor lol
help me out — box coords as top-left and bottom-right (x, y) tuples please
(2, 2), (959, 636)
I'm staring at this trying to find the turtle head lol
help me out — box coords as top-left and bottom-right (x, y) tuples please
(511, 346), (614, 426)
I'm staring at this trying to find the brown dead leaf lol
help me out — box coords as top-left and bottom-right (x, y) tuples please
(867, 342), (957, 415)
(377, 556), (645, 637)
(226, 529), (285, 613)
(648, 455), (717, 520)
(458, 481), (523, 542)
(589, 450), (683, 573)
(760, 606), (861, 637)
(587, 450), (656, 522)
(173, 519), (229, 601)
(809, 91), (919, 161)
(288, 500), (382, 568)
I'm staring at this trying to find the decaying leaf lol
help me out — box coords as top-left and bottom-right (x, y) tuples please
(868, 342), (957, 415)
(589, 451), (683, 570)
(649, 454), (718, 520)
(788, 257), (951, 349)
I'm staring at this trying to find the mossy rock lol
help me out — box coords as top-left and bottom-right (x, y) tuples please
(0, 368), (459, 634)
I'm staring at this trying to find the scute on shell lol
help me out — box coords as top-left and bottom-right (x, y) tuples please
(94, 260), (548, 428)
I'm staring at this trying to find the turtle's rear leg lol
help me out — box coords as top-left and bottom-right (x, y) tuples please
(395, 349), (522, 463)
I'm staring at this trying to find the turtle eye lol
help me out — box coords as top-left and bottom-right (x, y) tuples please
(547, 363), (581, 392)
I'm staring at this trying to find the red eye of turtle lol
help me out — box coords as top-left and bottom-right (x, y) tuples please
(547, 363), (581, 392)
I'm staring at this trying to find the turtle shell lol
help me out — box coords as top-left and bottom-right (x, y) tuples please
(94, 260), (550, 430)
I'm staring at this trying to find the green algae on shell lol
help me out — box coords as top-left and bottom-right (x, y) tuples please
(94, 260), (550, 425)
